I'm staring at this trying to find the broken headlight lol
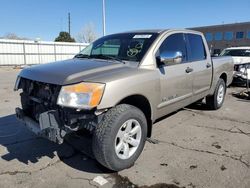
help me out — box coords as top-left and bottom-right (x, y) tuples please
(57, 82), (105, 109)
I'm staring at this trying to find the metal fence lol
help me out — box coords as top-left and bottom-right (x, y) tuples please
(0, 39), (88, 65)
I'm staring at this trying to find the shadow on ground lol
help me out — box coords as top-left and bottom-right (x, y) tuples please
(231, 91), (250, 101)
(0, 101), (211, 166)
(0, 110), (206, 188)
(186, 100), (213, 111)
(0, 114), (111, 174)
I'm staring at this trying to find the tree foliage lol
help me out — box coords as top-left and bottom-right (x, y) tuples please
(1, 32), (29, 40)
(76, 22), (98, 43)
(54, 31), (75, 42)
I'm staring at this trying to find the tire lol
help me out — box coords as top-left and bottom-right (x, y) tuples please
(206, 78), (226, 110)
(92, 104), (147, 171)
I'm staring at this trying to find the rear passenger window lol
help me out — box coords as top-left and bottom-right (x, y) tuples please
(186, 34), (207, 61)
(159, 33), (187, 63)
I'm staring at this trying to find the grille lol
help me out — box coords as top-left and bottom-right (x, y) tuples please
(20, 78), (61, 121)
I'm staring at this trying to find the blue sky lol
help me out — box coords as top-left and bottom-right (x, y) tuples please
(0, 0), (250, 41)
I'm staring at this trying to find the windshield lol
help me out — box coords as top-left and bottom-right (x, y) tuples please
(220, 49), (250, 57)
(75, 32), (159, 62)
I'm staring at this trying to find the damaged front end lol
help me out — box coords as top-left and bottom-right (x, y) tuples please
(15, 78), (104, 144)
(233, 63), (250, 85)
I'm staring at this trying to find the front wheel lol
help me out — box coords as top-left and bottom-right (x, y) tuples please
(92, 104), (147, 171)
(206, 78), (226, 110)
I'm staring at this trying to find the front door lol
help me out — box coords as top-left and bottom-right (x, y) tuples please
(157, 33), (193, 116)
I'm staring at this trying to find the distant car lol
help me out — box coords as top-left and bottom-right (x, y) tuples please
(220, 47), (250, 84)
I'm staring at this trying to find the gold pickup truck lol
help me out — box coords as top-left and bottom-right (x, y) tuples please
(15, 29), (234, 171)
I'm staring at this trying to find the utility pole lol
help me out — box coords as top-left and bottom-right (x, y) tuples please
(68, 12), (71, 35)
(102, 0), (106, 36)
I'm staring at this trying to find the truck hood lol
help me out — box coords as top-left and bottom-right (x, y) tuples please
(231, 56), (250, 65)
(19, 59), (133, 85)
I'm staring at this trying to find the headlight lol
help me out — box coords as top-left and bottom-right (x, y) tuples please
(57, 82), (105, 109)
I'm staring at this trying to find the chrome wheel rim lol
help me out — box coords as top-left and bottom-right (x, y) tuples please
(217, 84), (225, 105)
(115, 119), (142, 160)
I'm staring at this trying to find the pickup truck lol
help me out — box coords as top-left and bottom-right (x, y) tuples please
(14, 29), (234, 171)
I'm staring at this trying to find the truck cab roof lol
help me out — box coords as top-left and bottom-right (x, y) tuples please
(116, 29), (203, 35)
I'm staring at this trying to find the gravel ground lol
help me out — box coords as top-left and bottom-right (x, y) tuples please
(0, 67), (249, 188)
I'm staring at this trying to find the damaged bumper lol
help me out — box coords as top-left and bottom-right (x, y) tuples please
(16, 107), (66, 144)
(233, 63), (250, 84)
(16, 107), (103, 144)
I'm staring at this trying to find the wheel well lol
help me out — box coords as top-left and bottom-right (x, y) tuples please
(118, 95), (152, 137)
(220, 73), (227, 85)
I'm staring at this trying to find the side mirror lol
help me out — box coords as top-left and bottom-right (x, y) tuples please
(157, 51), (183, 65)
(213, 54), (219, 57)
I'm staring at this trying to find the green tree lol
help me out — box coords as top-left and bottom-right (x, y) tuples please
(54, 31), (75, 42)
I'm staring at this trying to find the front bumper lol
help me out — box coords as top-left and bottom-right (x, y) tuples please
(233, 71), (250, 85)
(16, 107), (66, 144)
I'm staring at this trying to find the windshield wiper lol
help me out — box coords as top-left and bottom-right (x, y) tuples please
(75, 53), (125, 64)
(90, 54), (125, 64)
(74, 54), (90, 59)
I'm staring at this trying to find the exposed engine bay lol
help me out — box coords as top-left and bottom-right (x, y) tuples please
(19, 78), (61, 121)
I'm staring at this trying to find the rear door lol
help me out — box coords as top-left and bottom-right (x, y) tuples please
(185, 33), (212, 96)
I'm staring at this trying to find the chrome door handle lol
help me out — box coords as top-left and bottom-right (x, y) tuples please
(185, 67), (193, 73)
(206, 63), (212, 68)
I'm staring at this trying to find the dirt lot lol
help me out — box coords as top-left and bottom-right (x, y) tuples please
(0, 67), (249, 188)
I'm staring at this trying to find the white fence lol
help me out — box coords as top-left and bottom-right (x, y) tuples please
(0, 39), (88, 65)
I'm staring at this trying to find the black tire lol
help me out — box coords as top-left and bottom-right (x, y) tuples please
(206, 78), (226, 110)
(92, 104), (147, 171)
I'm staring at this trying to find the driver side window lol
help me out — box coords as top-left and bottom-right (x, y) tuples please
(159, 33), (187, 63)
(92, 39), (121, 56)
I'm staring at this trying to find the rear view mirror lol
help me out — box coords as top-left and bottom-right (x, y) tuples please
(157, 51), (182, 65)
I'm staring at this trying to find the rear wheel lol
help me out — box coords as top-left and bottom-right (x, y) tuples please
(92, 104), (147, 171)
(206, 78), (226, 110)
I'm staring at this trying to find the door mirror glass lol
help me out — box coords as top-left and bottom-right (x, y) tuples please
(157, 51), (182, 65)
